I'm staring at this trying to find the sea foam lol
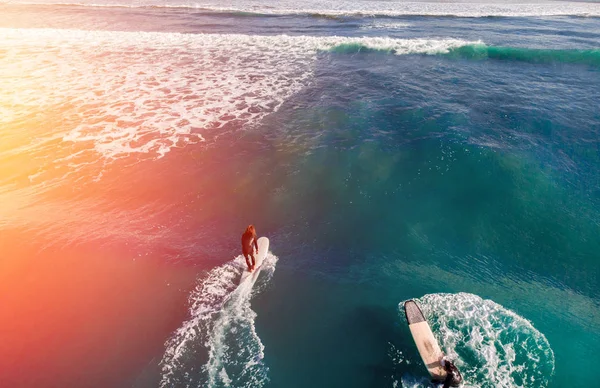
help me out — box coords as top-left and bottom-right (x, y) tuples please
(1, 28), (477, 186)
(396, 293), (555, 388)
(160, 253), (278, 387)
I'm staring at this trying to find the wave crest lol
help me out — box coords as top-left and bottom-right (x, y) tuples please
(446, 44), (600, 66)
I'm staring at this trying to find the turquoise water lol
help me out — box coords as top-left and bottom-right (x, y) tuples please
(1, 1), (600, 387)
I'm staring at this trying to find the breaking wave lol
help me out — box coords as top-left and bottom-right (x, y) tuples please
(445, 44), (600, 67)
(1, 28), (477, 187)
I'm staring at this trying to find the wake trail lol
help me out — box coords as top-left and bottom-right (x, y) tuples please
(160, 252), (278, 388)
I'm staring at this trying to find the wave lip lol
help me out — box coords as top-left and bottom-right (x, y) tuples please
(160, 253), (278, 388)
(397, 292), (555, 388)
(325, 37), (479, 55)
(445, 44), (600, 66)
(323, 39), (600, 68)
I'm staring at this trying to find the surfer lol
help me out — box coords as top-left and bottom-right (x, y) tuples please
(241, 225), (259, 272)
(440, 357), (462, 388)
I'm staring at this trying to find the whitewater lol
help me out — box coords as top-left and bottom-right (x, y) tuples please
(160, 253), (278, 387)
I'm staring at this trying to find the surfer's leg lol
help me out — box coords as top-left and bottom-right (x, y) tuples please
(244, 253), (252, 271)
(250, 252), (256, 270)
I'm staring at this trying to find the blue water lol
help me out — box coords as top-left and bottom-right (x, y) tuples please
(1, 1), (600, 387)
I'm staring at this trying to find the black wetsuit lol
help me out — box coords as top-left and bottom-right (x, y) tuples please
(443, 373), (453, 388)
(241, 231), (258, 270)
(442, 361), (461, 388)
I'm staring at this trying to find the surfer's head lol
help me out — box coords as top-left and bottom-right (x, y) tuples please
(441, 357), (453, 370)
(246, 225), (256, 235)
(443, 359), (457, 373)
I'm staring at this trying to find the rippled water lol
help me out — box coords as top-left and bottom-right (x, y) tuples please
(1, 1), (599, 387)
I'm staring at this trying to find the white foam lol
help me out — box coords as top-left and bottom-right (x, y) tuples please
(1, 28), (478, 185)
(160, 252), (278, 388)
(5, 0), (600, 18)
(395, 293), (555, 388)
(361, 21), (412, 30)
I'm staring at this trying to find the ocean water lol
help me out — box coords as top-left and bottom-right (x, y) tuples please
(1, 1), (600, 387)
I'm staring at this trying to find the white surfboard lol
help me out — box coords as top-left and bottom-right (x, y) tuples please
(404, 300), (447, 381)
(239, 237), (269, 284)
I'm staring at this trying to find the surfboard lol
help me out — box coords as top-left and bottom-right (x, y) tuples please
(239, 237), (269, 284)
(404, 300), (447, 381)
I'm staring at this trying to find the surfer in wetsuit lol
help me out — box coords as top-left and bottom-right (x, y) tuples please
(441, 357), (462, 388)
(241, 225), (259, 272)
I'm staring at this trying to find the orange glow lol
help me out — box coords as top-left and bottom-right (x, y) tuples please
(0, 238), (197, 387)
(0, 30), (198, 388)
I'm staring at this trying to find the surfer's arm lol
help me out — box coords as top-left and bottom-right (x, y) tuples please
(253, 237), (258, 252)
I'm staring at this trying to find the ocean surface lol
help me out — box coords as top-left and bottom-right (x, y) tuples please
(1, 1), (600, 387)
